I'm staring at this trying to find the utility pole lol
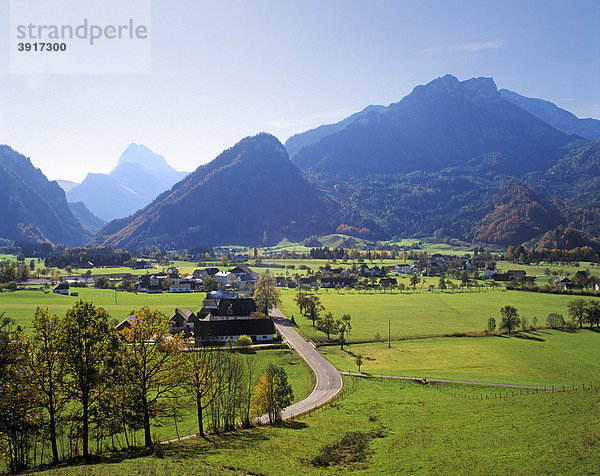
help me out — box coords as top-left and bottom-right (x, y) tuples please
(388, 319), (391, 348)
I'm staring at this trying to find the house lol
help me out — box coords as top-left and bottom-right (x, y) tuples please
(461, 260), (473, 270)
(170, 308), (200, 333)
(147, 284), (163, 294)
(115, 314), (137, 332)
(380, 277), (397, 287)
(483, 267), (496, 278)
(298, 277), (317, 288)
(555, 277), (572, 290)
(170, 283), (191, 293)
(201, 291), (256, 320)
(395, 264), (413, 274)
(507, 270), (526, 280)
(275, 276), (287, 287)
(215, 271), (239, 287)
(595, 283), (600, 292)
(52, 282), (69, 295)
(193, 268), (220, 280)
(194, 318), (276, 343)
(229, 266), (257, 277)
(320, 277), (357, 288)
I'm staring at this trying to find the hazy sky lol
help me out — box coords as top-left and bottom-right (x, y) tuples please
(1, 0), (599, 182)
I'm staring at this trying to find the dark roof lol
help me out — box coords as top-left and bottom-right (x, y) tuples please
(211, 298), (256, 317)
(170, 308), (198, 323)
(205, 268), (220, 276)
(229, 265), (256, 276)
(53, 282), (69, 290)
(194, 318), (275, 338)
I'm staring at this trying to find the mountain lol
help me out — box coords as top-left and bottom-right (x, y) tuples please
(500, 89), (600, 140)
(284, 105), (385, 157)
(56, 179), (78, 193)
(67, 144), (187, 222)
(92, 133), (333, 249)
(472, 178), (564, 246)
(538, 226), (600, 252)
(292, 75), (577, 178)
(0, 145), (88, 245)
(68, 201), (106, 235)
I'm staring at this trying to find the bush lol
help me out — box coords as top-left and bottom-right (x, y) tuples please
(546, 313), (565, 329)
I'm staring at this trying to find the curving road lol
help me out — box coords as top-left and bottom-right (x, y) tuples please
(255, 308), (343, 423)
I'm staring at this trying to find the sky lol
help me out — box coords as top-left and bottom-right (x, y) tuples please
(0, 0), (599, 182)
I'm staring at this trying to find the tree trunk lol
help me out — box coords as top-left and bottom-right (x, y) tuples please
(49, 405), (59, 464)
(82, 393), (89, 458)
(143, 396), (152, 449)
(196, 391), (204, 436)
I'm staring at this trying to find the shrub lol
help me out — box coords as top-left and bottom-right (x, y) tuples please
(546, 313), (565, 329)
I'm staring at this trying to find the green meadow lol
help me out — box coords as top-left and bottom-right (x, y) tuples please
(40, 377), (600, 475)
(321, 329), (600, 387)
(279, 287), (597, 342)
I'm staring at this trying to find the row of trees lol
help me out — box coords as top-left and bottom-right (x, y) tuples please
(294, 292), (352, 348)
(0, 302), (292, 472)
(487, 299), (600, 335)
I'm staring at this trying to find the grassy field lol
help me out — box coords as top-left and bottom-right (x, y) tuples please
(40, 377), (600, 475)
(0, 287), (208, 331)
(279, 287), (598, 342)
(321, 329), (600, 386)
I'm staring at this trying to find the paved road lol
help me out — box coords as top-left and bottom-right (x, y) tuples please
(340, 371), (553, 390)
(255, 308), (343, 423)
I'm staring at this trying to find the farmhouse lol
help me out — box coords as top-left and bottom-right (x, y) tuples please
(170, 308), (200, 333)
(52, 282), (69, 295)
(194, 318), (276, 343)
(202, 292), (256, 320)
(115, 314), (137, 332)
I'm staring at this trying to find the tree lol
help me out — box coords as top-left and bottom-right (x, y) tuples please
(203, 276), (220, 291)
(438, 277), (447, 291)
(29, 259), (35, 272)
(63, 300), (121, 458)
(355, 354), (363, 373)
(25, 307), (69, 465)
(253, 273), (281, 315)
(317, 312), (337, 340)
(546, 313), (565, 329)
(305, 295), (324, 327)
(252, 364), (293, 423)
(0, 315), (41, 472)
(183, 342), (224, 437)
(567, 299), (586, 328)
(584, 300), (600, 328)
(487, 317), (496, 332)
(294, 291), (309, 315)
(121, 307), (186, 449)
(409, 275), (420, 291)
(499, 306), (520, 334)
(337, 314), (352, 350)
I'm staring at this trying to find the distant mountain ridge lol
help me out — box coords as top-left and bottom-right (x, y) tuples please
(67, 144), (187, 222)
(284, 104), (385, 157)
(92, 133), (334, 249)
(500, 88), (600, 140)
(292, 75), (576, 178)
(0, 145), (88, 245)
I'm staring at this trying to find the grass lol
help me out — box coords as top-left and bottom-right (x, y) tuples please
(320, 329), (600, 386)
(39, 377), (600, 475)
(279, 287), (599, 342)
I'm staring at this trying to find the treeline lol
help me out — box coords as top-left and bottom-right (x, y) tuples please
(44, 246), (132, 269)
(0, 303), (292, 473)
(507, 245), (600, 264)
(0, 260), (31, 288)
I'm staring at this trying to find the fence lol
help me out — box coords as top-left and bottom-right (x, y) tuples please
(427, 380), (599, 400)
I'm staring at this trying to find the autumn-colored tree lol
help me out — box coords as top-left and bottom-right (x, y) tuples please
(25, 307), (70, 465)
(63, 300), (122, 458)
(121, 307), (186, 449)
(252, 364), (293, 423)
(183, 342), (224, 437)
(253, 273), (281, 315)
(0, 315), (41, 472)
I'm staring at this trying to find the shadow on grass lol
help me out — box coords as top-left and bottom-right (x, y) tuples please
(555, 328), (577, 333)
(512, 333), (545, 342)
